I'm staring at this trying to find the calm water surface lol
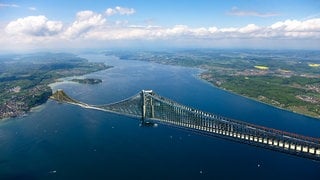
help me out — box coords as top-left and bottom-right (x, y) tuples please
(0, 54), (319, 179)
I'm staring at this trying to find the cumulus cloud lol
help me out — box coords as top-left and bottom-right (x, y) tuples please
(271, 19), (320, 32)
(268, 18), (320, 38)
(227, 7), (279, 17)
(105, 6), (136, 16)
(166, 25), (190, 35)
(5, 14), (320, 41)
(5, 15), (63, 36)
(64, 10), (106, 38)
(1, 8), (320, 50)
(239, 24), (261, 33)
(6, 16), (320, 41)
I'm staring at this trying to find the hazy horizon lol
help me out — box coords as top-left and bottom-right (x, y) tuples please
(1, 0), (320, 52)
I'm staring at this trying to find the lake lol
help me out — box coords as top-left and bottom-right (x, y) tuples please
(0, 54), (319, 179)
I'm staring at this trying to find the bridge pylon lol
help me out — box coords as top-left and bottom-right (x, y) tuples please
(141, 90), (154, 121)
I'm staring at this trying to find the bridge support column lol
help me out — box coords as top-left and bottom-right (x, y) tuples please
(150, 98), (154, 118)
(141, 91), (146, 120)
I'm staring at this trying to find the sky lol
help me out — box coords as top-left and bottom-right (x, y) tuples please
(0, 0), (320, 52)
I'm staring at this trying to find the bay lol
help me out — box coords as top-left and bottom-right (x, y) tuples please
(0, 53), (319, 179)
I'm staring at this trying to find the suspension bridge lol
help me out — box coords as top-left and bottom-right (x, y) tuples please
(51, 89), (320, 161)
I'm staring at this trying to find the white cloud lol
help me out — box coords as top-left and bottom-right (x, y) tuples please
(115, 6), (135, 15)
(28, 7), (37, 11)
(219, 27), (238, 33)
(269, 18), (320, 38)
(64, 10), (106, 38)
(239, 24), (260, 33)
(271, 19), (320, 32)
(208, 27), (218, 33)
(227, 7), (279, 17)
(105, 6), (135, 16)
(166, 25), (190, 35)
(1, 8), (320, 51)
(5, 15), (63, 36)
(105, 8), (116, 16)
(0, 3), (19, 8)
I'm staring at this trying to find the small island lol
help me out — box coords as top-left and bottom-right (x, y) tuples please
(71, 78), (102, 84)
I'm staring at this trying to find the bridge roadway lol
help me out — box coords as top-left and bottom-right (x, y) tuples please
(51, 89), (320, 161)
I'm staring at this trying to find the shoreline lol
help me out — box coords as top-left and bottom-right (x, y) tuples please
(0, 65), (112, 121)
(195, 72), (320, 120)
(114, 54), (320, 120)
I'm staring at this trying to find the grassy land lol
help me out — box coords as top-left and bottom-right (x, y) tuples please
(212, 75), (320, 117)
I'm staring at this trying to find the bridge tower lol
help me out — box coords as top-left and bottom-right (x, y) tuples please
(141, 90), (154, 121)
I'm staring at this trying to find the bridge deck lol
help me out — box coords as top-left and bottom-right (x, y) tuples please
(51, 89), (320, 161)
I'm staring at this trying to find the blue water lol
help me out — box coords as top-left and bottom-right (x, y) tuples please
(0, 54), (319, 179)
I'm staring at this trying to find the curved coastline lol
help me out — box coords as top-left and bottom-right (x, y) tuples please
(195, 72), (320, 120)
(0, 54), (112, 121)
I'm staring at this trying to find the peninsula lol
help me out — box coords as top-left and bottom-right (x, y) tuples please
(0, 53), (111, 119)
